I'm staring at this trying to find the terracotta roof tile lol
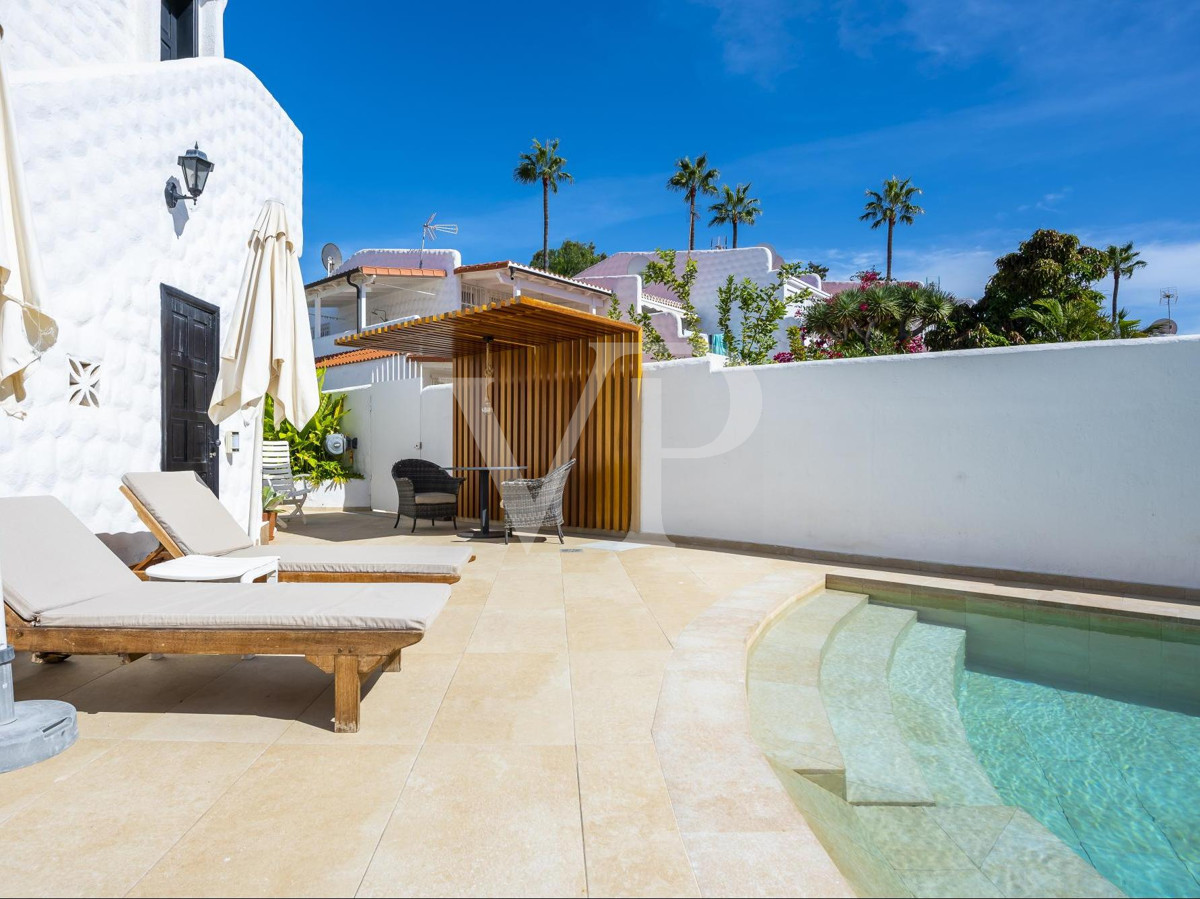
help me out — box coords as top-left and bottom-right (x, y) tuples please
(314, 348), (400, 369)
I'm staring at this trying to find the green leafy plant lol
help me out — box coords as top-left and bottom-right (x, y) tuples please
(530, 239), (607, 278)
(262, 484), (284, 512)
(262, 370), (362, 487)
(641, 249), (707, 356)
(715, 263), (804, 366)
(627, 305), (673, 361)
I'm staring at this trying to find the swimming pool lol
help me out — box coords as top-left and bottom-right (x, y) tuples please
(961, 671), (1200, 898)
(751, 578), (1200, 898)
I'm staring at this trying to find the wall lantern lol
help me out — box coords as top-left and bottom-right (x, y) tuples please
(165, 143), (215, 208)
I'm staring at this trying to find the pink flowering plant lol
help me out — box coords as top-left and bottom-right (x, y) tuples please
(797, 280), (957, 359)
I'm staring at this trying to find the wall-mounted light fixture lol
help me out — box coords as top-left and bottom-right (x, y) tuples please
(225, 430), (240, 453)
(165, 143), (215, 209)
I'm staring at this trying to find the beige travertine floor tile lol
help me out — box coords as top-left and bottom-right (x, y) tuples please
(681, 829), (854, 898)
(584, 829), (700, 898)
(357, 743), (586, 898)
(425, 652), (574, 745)
(641, 594), (724, 643)
(129, 744), (418, 898)
(278, 653), (460, 745)
(565, 602), (672, 653)
(466, 608), (568, 653)
(571, 650), (671, 744)
(58, 654), (243, 740)
(562, 570), (644, 604)
(404, 604), (482, 655)
(482, 573), (564, 610)
(0, 740), (265, 897)
(0, 738), (116, 825)
(577, 743), (679, 832)
(131, 655), (331, 744)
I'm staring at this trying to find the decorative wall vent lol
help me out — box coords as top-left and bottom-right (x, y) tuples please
(67, 357), (101, 407)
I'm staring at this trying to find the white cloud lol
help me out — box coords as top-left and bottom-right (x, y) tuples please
(687, 0), (815, 85)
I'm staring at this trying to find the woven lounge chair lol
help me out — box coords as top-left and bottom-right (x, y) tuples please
(499, 459), (576, 545)
(120, 471), (472, 583)
(261, 439), (308, 525)
(391, 459), (463, 532)
(0, 496), (447, 733)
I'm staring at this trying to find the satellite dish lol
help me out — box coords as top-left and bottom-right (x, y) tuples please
(1146, 318), (1178, 336)
(320, 242), (343, 275)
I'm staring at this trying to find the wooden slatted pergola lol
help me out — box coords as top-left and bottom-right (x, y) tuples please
(335, 298), (642, 533)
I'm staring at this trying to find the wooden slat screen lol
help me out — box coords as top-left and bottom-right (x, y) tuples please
(452, 332), (642, 533)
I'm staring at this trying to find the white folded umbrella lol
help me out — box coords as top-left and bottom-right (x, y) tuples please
(0, 28), (56, 418)
(208, 199), (319, 536)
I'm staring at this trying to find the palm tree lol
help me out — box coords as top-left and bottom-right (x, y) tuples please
(1103, 242), (1147, 332)
(859, 177), (924, 281)
(708, 183), (761, 248)
(667, 154), (720, 251)
(514, 139), (573, 270)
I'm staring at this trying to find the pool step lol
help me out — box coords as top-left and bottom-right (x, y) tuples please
(889, 623), (1003, 806)
(748, 589), (868, 794)
(820, 604), (936, 805)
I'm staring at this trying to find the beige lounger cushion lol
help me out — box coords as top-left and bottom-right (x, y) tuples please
(122, 471), (254, 556)
(414, 492), (458, 505)
(0, 496), (139, 620)
(122, 470), (473, 576)
(36, 581), (448, 630)
(227, 544), (472, 577)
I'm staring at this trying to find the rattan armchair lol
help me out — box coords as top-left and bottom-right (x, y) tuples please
(391, 459), (464, 532)
(499, 459), (576, 544)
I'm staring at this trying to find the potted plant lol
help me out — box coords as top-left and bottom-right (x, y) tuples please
(262, 485), (284, 542)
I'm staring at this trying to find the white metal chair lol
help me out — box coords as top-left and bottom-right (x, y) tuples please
(262, 440), (308, 526)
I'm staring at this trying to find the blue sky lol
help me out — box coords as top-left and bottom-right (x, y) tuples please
(228, 0), (1200, 332)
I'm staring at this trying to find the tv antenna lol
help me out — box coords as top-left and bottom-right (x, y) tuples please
(320, 242), (343, 275)
(419, 214), (458, 268)
(1160, 287), (1180, 323)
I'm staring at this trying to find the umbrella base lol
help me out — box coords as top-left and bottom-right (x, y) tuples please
(0, 700), (78, 774)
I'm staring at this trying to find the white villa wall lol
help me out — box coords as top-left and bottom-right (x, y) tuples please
(0, 0), (228, 71)
(316, 380), (454, 514)
(640, 337), (1200, 591)
(580, 247), (810, 352)
(0, 15), (302, 560)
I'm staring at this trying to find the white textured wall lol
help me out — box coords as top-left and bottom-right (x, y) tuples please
(0, 0), (227, 71)
(0, 56), (302, 559)
(640, 337), (1200, 590)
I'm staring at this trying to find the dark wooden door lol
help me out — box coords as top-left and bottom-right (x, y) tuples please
(161, 0), (196, 61)
(161, 285), (220, 494)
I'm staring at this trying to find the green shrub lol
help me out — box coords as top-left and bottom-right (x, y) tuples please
(262, 370), (363, 487)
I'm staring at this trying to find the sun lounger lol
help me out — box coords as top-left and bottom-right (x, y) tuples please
(0, 496), (447, 732)
(120, 471), (472, 584)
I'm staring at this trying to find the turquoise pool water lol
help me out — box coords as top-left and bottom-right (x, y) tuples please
(961, 670), (1200, 898)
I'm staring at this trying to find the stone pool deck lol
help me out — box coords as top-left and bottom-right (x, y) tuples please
(1, 511), (1189, 897)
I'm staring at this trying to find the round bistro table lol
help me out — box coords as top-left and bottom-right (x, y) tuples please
(447, 465), (526, 539)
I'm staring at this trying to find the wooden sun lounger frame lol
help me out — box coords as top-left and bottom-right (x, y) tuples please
(120, 485), (466, 584)
(5, 603), (419, 733)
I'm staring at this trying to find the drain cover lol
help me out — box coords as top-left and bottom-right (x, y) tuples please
(560, 548), (583, 553)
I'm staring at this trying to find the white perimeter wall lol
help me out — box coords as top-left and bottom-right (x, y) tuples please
(0, 56), (302, 559)
(640, 337), (1200, 590)
(310, 381), (453, 514)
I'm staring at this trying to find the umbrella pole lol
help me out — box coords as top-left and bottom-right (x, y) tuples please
(247, 398), (265, 541)
(0, 557), (78, 772)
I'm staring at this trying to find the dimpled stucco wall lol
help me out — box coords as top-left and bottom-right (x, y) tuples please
(0, 57), (302, 559)
(0, 0), (228, 70)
